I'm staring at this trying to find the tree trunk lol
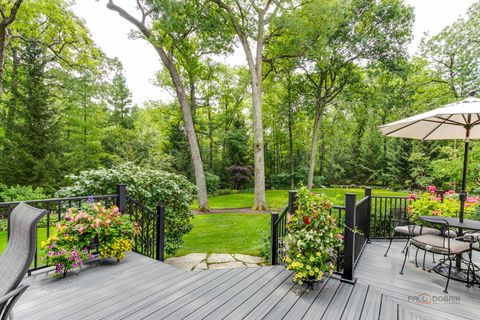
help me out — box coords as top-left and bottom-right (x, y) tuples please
(0, 0), (23, 91)
(251, 77), (266, 209)
(287, 77), (295, 189)
(307, 102), (325, 190)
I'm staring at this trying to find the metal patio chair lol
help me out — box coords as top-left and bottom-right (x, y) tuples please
(0, 203), (47, 320)
(384, 207), (441, 257)
(400, 219), (474, 293)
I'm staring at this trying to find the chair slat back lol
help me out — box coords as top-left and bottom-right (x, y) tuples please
(0, 203), (47, 296)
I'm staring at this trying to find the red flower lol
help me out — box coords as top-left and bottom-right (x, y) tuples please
(303, 216), (311, 225)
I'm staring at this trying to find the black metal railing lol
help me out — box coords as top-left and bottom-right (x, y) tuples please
(370, 195), (409, 238)
(270, 188), (372, 284)
(0, 184), (165, 274)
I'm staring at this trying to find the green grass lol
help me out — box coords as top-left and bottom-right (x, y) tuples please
(168, 213), (269, 258)
(192, 188), (408, 210)
(0, 227), (55, 257)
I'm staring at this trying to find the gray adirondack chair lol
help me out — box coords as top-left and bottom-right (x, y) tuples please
(0, 203), (47, 320)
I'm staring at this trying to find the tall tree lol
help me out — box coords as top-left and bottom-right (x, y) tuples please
(212, 0), (283, 209)
(106, 0), (232, 210)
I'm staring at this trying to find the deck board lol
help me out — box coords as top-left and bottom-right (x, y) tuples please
(14, 241), (479, 320)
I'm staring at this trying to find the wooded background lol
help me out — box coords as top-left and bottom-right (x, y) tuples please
(1, 0), (479, 209)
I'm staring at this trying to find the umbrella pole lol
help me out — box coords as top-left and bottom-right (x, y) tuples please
(456, 133), (470, 269)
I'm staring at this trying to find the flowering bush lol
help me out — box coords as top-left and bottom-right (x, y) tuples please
(41, 201), (137, 276)
(407, 186), (479, 223)
(281, 187), (343, 285)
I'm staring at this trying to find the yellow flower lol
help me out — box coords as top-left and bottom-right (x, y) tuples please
(296, 253), (301, 258)
(51, 235), (58, 241)
(298, 280), (303, 285)
(309, 256), (315, 262)
(314, 267), (319, 272)
(40, 241), (47, 248)
(306, 265), (311, 270)
(286, 257), (291, 263)
(309, 271), (314, 276)
(316, 252), (321, 257)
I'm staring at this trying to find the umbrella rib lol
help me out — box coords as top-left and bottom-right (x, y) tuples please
(433, 116), (465, 126)
(383, 119), (424, 136)
(422, 115), (453, 140)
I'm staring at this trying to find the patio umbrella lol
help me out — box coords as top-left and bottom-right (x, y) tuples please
(379, 93), (480, 223)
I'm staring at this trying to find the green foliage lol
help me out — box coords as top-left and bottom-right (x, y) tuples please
(0, 183), (46, 202)
(282, 187), (343, 284)
(56, 163), (196, 254)
(205, 172), (220, 193)
(42, 202), (136, 275)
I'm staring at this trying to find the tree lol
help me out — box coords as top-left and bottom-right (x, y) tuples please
(212, 0), (284, 209)
(269, 0), (414, 189)
(108, 58), (135, 129)
(106, 0), (233, 211)
(0, 0), (22, 88)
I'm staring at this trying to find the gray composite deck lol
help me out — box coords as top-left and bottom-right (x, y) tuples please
(14, 241), (479, 320)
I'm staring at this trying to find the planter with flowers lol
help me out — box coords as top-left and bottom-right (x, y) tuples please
(41, 201), (138, 277)
(407, 185), (479, 224)
(281, 187), (343, 287)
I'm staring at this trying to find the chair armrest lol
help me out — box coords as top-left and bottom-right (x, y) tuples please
(0, 285), (29, 304)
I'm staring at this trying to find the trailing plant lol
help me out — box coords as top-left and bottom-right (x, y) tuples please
(281, 187), (343, 285)
(41, 201), (137, 276)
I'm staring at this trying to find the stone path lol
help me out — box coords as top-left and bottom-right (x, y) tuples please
(165, 253), (266, 271)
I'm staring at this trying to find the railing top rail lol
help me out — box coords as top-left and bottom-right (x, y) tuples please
(333, 205), (345, 210)
(371, 195), (409, 199)
(273, 205), (289, 227)
(126, 196), (155, 215)
(356, 196), (370, 207)
(0, 194), (118, 207)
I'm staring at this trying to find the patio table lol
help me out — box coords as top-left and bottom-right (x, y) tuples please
(420, 215), (480, 285)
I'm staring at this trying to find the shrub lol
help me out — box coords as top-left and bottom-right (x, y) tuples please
(281, 187), (343, 285)
(205, 172), (220, 193)
(56, 163), (196, 254)
(213, 189), (239, 196)
(258, 230), (271, 262)
(407, 186), (479, 224)
(0, 183), (46, 202)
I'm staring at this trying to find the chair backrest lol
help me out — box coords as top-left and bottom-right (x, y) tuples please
(390, 207), (408, 227)
(0, 203), (47, 296)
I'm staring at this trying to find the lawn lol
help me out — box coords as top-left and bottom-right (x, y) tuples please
(168, 213), (269, 258)
(0, 227), (54, 257)
(191, 188), (408, 210)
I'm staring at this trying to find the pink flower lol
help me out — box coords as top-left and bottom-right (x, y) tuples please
(432, 210), (441, 216)
(94, 218), (101, 227)
(106, 219), (111, 224)
(287, 213), (292, 223)
(337, 233), (344, 240)
(408, 193), (416, 199)
(445, 189), (455, 195)
(427, 185), (437, 193)
(113, 206), (119, 213)
(78, 226), (84, 233)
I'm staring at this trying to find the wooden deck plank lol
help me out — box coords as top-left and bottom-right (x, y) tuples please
(281, 278), (331, 320)
(261, 279), (309, 320)
(320, 282), (355, 320)
(140, 269), (243, 320)
(379, 294), (398, 320)
(160, 268), (260, 319)
(301, 277), (341, 320)
(202, 267), (289, 320)
(169, 266), (274, 320)
(359, 285), (382, 320)
(340, 282), (369, 320)
(17, 256), (177, 319)
(101, 269), (232, 320)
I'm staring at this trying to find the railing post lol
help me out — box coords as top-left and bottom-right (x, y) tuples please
(288, 190), (298, 214)
(342, 193), (356, 284)
(271, 211), (279, 265)
(364, 187), (372, 243)
(116, 184), (127, 214)
(156, 204), (165, 261)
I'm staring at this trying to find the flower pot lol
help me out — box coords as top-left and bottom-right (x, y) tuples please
(304, 276), (323, 290)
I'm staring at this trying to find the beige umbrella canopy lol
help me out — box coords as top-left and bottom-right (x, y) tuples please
(380, 94), (480, 222)
(380, 96), (480, 140)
